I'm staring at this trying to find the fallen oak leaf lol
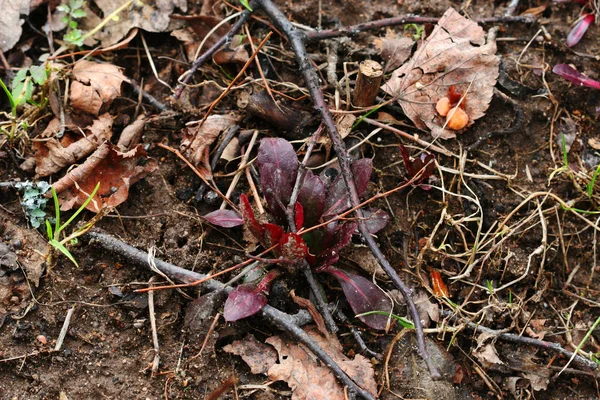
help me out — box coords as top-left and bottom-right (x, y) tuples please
(70, 60), (129, 116)
(34, 114), (113, 177)
(266, 326), (377, 400)
(382, 8), (500, 139)
(223, 334), (278, 375)
(53, 142), (158, 212)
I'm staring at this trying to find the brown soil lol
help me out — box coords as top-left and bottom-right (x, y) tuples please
(1, 0), (600, 399)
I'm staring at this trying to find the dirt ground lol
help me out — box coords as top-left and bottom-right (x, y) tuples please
(1, 0), (600, 399)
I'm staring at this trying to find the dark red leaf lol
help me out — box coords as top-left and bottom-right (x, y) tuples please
(566, 14), (595, 47)
(297, 171), (326, 226)
(257, 138), (299, 183)
(399, 145), (436, 183)
(553, 64), (600, 90)
(223, 284), (268, 321)
(259, 163), (294, 221)
(279, 232), (309, 261)
(323, 159), (372, 216)
(257, 138), (298, 220)
(294, 202), (304, 230)
(202, 209), (244, 228)
(255, 269), (281, 293)
(240, 194), (264, 242)
(313, 221), (357, 271)
(325, 267), (392, 330)
(362, 209), (389, 234)
(263, 223), (284, 248)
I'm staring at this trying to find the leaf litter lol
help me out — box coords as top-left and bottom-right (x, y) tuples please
(382, 8), (500, 139)
(228, 326), (377, 399)
(70, 60), (128, 116)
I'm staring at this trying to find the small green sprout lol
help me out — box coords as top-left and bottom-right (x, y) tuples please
(355, 310), (415, 329)
(57, 0), (88, 46)
(46, 182), (101, 267)
(404, 23), (424, 40)
(239, 0), (253, 11)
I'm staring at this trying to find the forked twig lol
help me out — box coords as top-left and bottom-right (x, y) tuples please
(254, 0), (441, 379)
(86, 230), (376, 400)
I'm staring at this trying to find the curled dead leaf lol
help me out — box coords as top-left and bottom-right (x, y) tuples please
(34, 114), (114, 177)
(53, 142), (158, 212)
(70, 60), (128, 116)
(181, 113), (241, 170)
(223, 334), (277, 375)
(382, 8), (499, 139)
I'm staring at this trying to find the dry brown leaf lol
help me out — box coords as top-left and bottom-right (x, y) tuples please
(34, 114), (113, 177)
(413, 290), (439, 327)
(84, 0), (186, 47)
(523, 370), (550, 391)
(223, 334), (277, 375)
(378, 37), (414, 72)
(181, 113), (241, 169)
(588, 137), (600, 150)
(266, 326), (377, 400)
(382, 8), (499, 139)
(54, 142), (158, 212)
(117, 115), (146, 151)
(70, 60), (128, 116)
(473, 332), (503, 366)
(0, 0), (29, 52)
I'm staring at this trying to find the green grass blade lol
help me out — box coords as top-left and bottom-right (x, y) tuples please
(587, 163), (600, 198)
(352, 105), (382, 130)
(0, 78), (16, 111)
(50, 238), (79, 267)
(558, 315), (600, 375)
(51, 186), (60, 235)
(45, 220), (53, 240)
(57, 182), (100, 235)
(355, 310), (415, 329)
(561, 133), (569, 168)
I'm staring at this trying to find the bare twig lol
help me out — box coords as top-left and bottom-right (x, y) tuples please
(148, 277), (160, 377)
(87, 230), (376, 400)
(173, 9), (253, 99)
(442, 310), (598, 371)
(54, 307), (75, 351)
(254, 0), (441, 379)
(305, 14), (535, 41)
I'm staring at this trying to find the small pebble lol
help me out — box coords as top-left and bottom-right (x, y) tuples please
(36, 335), (47, 345)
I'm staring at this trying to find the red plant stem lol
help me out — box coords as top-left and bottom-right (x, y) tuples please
(256, 269), (281, 293)
(305, 14), (535, 41)
(173, 9), (252, 99)
(87, 230), (376, 400)
(283, 124), (339, 333)
(255, 0), (442, 380)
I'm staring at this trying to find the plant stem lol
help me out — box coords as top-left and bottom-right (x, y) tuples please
(86, 230), (375, 400)
(254, 0), (441, 379)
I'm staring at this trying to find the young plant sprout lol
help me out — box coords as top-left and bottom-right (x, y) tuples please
(204, 138), (392, 329)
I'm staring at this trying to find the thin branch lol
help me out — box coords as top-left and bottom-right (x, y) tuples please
(86, 230), (376, 400)
(254, 0), (441, 379)
(173, 9), (253, 99)
(442, 310), (598, 371)
(306, 14), (536, 41)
